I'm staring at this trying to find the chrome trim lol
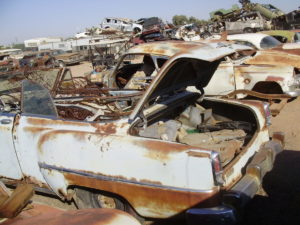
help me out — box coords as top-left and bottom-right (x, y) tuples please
(39, 162), (216, 193)
(284, 90), (300, 97)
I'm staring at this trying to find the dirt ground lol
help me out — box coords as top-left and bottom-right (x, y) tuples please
(30, 62), (300, 224)
(69, 61), (93, 77)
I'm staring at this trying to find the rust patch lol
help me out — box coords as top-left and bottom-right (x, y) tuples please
(139, 46), (168, 56)
(134, 139), (191, 161)
(139, 179), (162, 186)
(266, 76), (284, 82)
(187, 151), (211, 158)
(2, 205), (137, 225)
(65, 173), (219, 217)
(246, 51), (300, 69)
(23, 127), (52, 134)
(14, 114), (21, 127)
(37, 130), (89, 153)
(91, 123), (117, 134)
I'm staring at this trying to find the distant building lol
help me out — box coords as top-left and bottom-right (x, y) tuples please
(24, 37), (63, 49)
(38, 35), (129, 52)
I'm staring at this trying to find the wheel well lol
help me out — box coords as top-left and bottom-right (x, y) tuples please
(70, 186), (144, 221)
(251, 81), (283, 94)
(243, 27), (254, 33)
(70, 185), (129, 207)
(133, 27), (141, 33)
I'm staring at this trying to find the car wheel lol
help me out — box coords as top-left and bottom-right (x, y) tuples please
(58, 61), (66, 68)
(74, 188), (144, 222)
(201, 31), (211, 39)
(74, 188), (125, 210)
(243, 27), (254, 33)
(133, 27), (141, 34)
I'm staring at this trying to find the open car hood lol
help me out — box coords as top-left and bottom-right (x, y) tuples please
(129, 42), (243, 122)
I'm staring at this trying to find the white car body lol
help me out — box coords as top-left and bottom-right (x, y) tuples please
(100, 17), (142, 33)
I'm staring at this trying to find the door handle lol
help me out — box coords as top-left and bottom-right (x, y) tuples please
(1, 119), (12, 124)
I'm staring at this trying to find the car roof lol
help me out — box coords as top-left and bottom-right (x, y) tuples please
(127, 41), (252, 58)
(227, 33), (270, 48)
(127, 41), (207, 57)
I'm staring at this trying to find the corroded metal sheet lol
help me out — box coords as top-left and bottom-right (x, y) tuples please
(245, 50), (300, 69)
(234, 64), (295, 98)
(2, 205), (141, 225)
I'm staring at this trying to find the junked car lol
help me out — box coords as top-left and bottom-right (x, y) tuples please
(19, 50), (84, 68)
(100, 17), (143, 33)
(94, 41), (300, 115)
(227, 33), (283, 50)
(227, 33), (300, 56)
(0, 42), (283, 224)
(50, 49), (85, 67)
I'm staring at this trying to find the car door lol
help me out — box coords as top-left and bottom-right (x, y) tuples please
(204, 61), (236, 96)
(0, 112), (23, 180)
(12, 80), (60, 184)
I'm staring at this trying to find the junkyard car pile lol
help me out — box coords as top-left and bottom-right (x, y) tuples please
(94, 40), (300, 116)
(0, 40), (287, 225)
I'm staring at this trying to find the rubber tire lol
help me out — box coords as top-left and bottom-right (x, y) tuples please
(243, 27), (254, 33)
(74, 188), (125, 210)
(74, 188), (145, 223)
(58, 61), (66, 68)
(133, 27), (141, 34)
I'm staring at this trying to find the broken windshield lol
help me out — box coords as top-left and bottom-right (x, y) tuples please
(21, 80), (58, 117)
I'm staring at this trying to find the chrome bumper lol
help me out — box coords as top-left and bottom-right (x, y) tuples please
(186, 132), (284, 225)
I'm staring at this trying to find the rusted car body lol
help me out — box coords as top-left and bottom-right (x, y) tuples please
(0, 42), (283, 224)
(94, 41), (300, 115)
(0, 181), (140, 225)
(19, 50), (84, 68)
(50, 50), (85, 67)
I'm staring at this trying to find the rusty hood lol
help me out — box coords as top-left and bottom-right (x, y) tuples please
(129, 42), (242, 121)
(245, 49), (300, 69)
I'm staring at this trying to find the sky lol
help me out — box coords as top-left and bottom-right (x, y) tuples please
(0, 0), (299, 45)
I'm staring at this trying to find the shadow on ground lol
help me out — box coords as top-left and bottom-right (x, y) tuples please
(240, 150), (300, 225)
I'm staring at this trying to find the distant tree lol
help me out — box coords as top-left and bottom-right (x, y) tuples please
(189, 16), (198, 24)
(11, 43), (25, 51)
(172, 15), (189, 26)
